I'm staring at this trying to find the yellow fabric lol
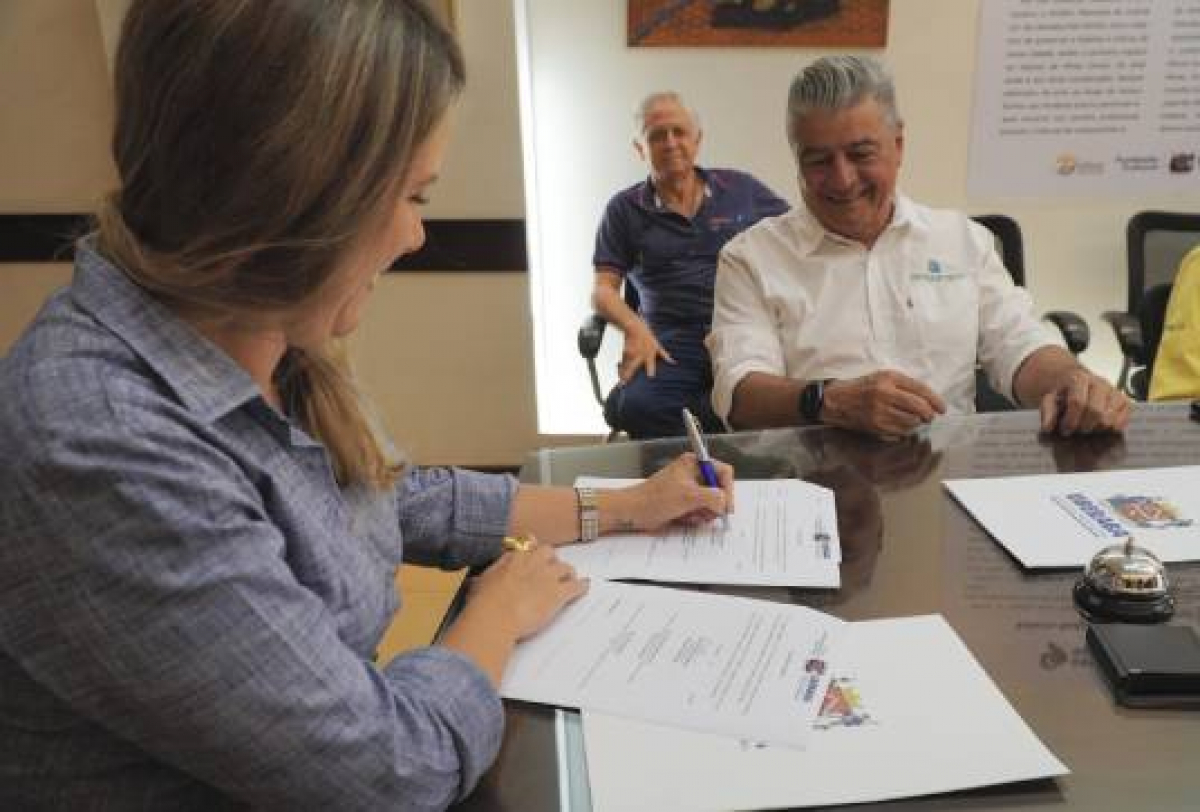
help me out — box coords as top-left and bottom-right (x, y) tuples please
(1149, 245), (1200, 401)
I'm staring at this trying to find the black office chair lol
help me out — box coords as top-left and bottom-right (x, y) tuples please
(971, 214), (1090, 411)
(1125, 282), (1174, 400)
(578, 284), (640, 441)
(1102, 211), (1200, 398)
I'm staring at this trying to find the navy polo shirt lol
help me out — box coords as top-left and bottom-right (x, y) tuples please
(593, 167), (788, 336)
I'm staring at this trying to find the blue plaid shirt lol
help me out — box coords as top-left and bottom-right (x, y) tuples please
(0, 239), (515, 811)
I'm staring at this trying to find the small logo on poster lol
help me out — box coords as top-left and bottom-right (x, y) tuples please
(1054, 153), (1103, 176)
(1115, 154), (1160, 172)
(1170, 153), (1195, 174)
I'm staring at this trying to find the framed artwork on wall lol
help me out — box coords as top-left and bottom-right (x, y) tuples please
(628, 0), (889, 48)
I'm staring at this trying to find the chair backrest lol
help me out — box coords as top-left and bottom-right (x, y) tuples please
(971, 214), (1025, 287)
(1139, 282), (1174, 379)
(1126, 211), (1200, 314)
(969, 214), (1027, 411)
(1128, 283), (1174, 400)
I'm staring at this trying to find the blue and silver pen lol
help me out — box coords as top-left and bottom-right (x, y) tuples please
(682, 408), (727, 525)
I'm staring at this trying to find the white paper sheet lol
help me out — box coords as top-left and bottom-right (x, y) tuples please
(500, 580), (845, 748)
(558, 477), (840, 587)
(583, 615), (1068, 812)
(945, 465), (1200, 568)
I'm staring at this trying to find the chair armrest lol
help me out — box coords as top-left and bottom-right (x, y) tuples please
(577, 313), (609, 360)
(1101, 310), (1146, 364)
(578, 312), (613, 408)
(1128, 368), (1150, 402)
(1043, 310), (1090, 355)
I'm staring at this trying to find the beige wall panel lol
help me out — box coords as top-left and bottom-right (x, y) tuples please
(352, 273), (538, 466)
(428, 0), (525, 218)
(0, 0), (116, 210)
(351, 273), (599, 466)
(0, 264), (72, 353)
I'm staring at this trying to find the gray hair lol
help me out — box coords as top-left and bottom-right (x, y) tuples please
(785, 56), (900, 157)
(634, 91), (701, 138)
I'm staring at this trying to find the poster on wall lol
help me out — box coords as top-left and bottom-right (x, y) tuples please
(627, 0), (889, 47)
(968, 0), (1200, 197)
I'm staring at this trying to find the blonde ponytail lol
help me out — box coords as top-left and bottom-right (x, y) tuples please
(277, 345), (402, 490)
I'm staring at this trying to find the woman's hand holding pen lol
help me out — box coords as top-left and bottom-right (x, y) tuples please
(620, 452), (735, 531)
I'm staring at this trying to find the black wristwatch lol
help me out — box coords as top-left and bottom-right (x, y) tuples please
(798, 379), (831, 423)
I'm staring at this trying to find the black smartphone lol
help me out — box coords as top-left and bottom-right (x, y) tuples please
(1087, 623), (1200, 708)
(1191, 400), (1200, 423)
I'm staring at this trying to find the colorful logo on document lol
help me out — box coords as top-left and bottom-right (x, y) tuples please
(1051, 492), (1128, 538)
(814, 677), (876, 731)
(800, 656), (827, 703)
(1105, 495), (1192, 530)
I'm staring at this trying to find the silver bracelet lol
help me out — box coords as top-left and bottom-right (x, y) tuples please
(575, 486), (599, 543)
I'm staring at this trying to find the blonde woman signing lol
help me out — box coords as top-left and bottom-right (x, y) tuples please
(0, 2), (732, 810)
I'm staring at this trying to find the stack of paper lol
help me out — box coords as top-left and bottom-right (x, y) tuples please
(557, 477), (840, 587)
(500, 580), (844, 748)
(497, 476), (1067, 809)
(580, 615), (1068, 811)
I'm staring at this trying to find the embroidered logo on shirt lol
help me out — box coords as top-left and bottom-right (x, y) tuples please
(911, 258), (965, 281)
(707, 214), (744, 229)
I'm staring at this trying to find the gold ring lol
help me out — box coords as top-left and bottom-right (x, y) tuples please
(503, 535), (534, 553)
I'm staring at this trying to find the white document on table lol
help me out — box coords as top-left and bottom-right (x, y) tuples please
(944, 465), (1200, 568)
(582, 615), (1068, 812)
(499, 579), (845, 749)
(557, 477), (840, 587)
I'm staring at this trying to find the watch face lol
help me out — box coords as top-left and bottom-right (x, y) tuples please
(801, 381), (823, 421)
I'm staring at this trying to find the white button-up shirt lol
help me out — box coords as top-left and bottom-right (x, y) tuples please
(707, 195), (1055, 421)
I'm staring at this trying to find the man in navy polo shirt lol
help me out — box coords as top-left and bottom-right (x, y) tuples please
(592, 91), (788, 438)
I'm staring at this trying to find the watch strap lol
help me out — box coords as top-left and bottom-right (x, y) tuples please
(575, 486), (599, 543)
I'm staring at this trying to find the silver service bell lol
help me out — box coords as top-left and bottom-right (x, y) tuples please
(1073, 536), (1174, 623)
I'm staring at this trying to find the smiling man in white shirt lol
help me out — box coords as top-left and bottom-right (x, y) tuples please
(707, 55), (1129, 440)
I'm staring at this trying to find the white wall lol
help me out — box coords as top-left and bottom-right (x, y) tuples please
(520, 0), (1200, 434)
